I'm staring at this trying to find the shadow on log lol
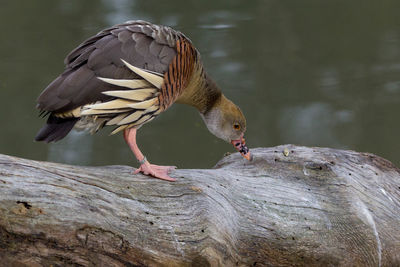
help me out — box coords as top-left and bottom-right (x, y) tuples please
(0, 145), (399, 266)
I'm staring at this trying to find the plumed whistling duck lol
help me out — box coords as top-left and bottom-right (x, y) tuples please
(35, 20), (251, 181)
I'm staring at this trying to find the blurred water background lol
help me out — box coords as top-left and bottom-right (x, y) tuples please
(0, 0), (399, 168)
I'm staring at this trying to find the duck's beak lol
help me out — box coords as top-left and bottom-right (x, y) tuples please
(231, 134), (252, 161)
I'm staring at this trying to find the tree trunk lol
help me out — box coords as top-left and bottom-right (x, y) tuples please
(0, 145), (399, 267)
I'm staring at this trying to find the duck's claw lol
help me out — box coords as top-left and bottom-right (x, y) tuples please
(134, 161), (176, 182)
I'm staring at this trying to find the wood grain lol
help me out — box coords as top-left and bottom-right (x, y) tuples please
(0, 145), (399, 266)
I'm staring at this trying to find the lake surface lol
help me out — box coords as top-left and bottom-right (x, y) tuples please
(1, 0), (399, 169)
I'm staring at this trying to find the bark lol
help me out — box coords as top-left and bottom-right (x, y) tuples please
(0, 145), (399, 267)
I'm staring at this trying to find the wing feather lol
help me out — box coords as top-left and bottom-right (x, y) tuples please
(117, 112), (142, 125)
(80, 108), (132, 116)
(102, 88), (157, 101)
(84, 99), (133, 110)
(120, 59), (164, 89)
(97, 77), (150, 89)
(106, 113), (129, 125)
(127, 97), (158, 109)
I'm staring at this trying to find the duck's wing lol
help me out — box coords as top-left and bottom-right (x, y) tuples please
(35, 20), (198, 141)
(36, 20), (180, 114)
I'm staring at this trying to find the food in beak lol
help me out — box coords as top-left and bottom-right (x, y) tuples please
(231, 136), (252, 161)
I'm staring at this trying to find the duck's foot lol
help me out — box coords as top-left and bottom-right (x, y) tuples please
(134, 161), (176, 182)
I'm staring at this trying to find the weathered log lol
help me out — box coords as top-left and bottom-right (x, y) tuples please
(0, 145), (399, 266)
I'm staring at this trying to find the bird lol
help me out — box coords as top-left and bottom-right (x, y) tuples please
(35, 20), (251, 181)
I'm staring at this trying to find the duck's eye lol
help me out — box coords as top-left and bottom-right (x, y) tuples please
(233, 123), (241, 130)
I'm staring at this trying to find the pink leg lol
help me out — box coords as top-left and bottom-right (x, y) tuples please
(124, 128), (176, 182)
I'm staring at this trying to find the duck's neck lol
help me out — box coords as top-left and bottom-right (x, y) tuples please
(176, 64), (222, 114)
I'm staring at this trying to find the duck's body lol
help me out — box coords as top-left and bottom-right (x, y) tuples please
(36, 20), (250, 181)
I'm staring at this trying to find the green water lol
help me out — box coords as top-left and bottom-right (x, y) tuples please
(1, 0), (399, 168)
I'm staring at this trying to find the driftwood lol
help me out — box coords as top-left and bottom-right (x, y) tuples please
(0, 145), (399, 267)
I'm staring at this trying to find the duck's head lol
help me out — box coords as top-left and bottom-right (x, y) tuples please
(201, 95), (252, 161)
